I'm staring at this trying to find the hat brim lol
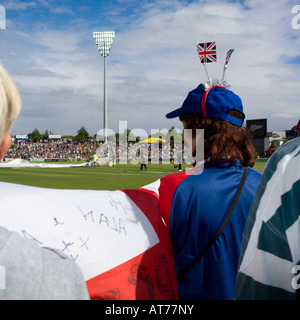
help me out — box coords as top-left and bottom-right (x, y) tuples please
(166, 107), (183, 119)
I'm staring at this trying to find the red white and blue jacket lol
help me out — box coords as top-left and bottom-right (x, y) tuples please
(158, 160), (262, 300)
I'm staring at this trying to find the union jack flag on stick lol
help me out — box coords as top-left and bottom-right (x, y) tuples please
(222, 48), (235, 83)
(196, 42), (217, 63)
(196, 42), (217, 81)
(224, 48), (235, 68)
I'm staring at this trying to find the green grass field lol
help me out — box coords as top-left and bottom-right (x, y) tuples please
(0, 160), (267, 190)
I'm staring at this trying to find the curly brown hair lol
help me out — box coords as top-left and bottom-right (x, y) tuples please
(179, 110), (257, 167)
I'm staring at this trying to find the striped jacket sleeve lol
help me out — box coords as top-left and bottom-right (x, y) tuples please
(235, 137), (300, 300)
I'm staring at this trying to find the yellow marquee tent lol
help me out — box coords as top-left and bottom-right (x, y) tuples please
(140, 137), (167, 143)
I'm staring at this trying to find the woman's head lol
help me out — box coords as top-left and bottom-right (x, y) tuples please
(166, 83), (256, 167)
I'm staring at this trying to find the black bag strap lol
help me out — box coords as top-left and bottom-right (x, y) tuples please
(177, 166), (249, 282)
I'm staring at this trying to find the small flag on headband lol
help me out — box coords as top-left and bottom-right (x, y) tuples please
(196, 42), (217, 63)
(225, 48), (235, 67)
(221, 48), (235, 83)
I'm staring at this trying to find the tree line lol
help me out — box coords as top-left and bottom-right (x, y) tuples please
(22, 126), (183, 145)
(24, 126), (97, 142)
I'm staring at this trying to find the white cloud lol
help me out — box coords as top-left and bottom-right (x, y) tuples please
(4, 0), (300, 136)
(3, 1), (37, 10)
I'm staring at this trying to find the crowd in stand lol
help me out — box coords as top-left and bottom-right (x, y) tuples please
(4, 139), (100, 161)
(3, 138), (187, 163)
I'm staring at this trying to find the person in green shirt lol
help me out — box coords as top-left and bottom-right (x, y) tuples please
(235, 136), (300, 300)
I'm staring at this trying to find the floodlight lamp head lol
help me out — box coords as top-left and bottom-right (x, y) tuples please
(93, 31), (115, 57)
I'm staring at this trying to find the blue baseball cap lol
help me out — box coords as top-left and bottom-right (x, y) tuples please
(166, 84), (245, 127)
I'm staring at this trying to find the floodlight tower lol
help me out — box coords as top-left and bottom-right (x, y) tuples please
(93, 31), (115, 143)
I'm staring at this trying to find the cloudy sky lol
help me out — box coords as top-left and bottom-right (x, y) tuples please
(0, 0), (300, 137)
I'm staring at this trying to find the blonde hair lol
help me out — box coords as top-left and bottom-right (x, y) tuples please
(0, 65), (22, 145)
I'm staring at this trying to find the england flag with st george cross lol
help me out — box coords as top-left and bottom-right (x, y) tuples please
(0, 179), (179, 300)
